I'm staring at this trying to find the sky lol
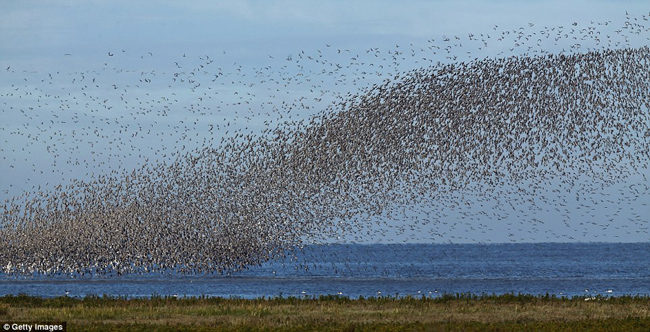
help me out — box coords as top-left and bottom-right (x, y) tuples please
(1, 0), (649, 243)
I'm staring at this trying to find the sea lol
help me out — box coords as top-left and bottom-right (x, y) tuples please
(1, 242), (648, 299)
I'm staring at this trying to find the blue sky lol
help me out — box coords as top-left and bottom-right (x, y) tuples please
(1, 0), (649, 243)
(4, 1), (648, 65)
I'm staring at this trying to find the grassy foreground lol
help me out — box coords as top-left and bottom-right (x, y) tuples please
(1, 293), (649, 331)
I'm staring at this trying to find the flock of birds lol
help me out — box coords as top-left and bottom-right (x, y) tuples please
(1, 13), (649, 276)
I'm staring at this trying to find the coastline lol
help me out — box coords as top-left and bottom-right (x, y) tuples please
(1, 293), (649, 331)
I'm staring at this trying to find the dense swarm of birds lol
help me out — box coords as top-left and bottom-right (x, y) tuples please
(1, 13), (649, 276)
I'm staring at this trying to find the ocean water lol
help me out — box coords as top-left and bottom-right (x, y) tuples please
(1, 242), (648, 299)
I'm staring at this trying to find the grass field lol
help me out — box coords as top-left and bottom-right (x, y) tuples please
(1, 293), (649, 331)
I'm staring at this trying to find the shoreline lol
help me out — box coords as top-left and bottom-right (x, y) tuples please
(1, 293), (649, 331)
(2, 292), (650, 301)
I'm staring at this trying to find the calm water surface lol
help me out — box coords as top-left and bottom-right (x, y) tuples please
(2, 243), (648, 299)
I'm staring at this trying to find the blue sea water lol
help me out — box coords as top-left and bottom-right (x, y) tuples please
(1, 242), (648, 299)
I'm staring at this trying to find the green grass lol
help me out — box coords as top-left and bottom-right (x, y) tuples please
(1, 293), (649, 331)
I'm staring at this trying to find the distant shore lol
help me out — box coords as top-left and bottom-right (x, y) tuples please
(1, 293), (649, 331)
